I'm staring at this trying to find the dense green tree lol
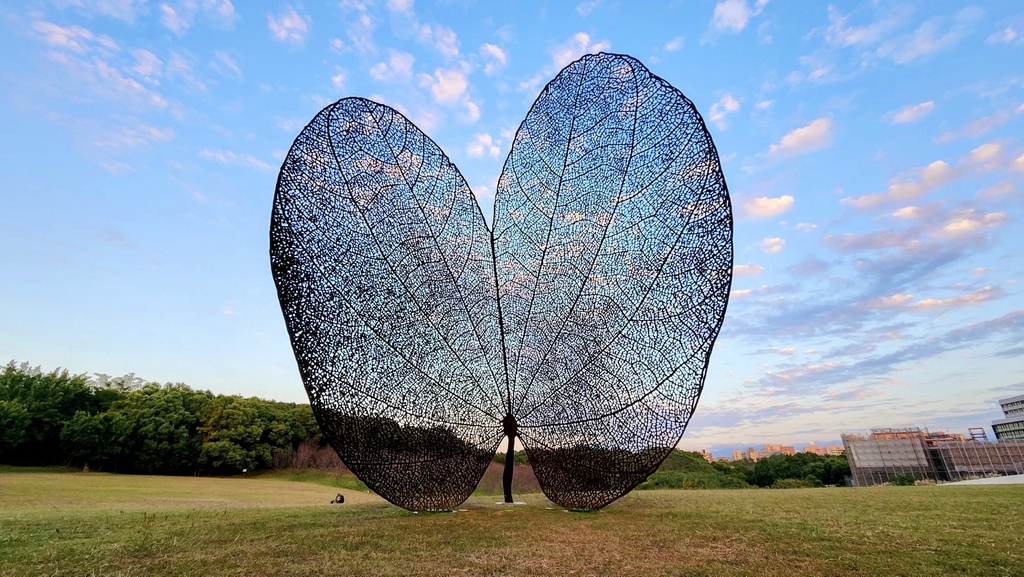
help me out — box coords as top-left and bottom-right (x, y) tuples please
(0, 399), (31, 454)
(0, 362), (117, 464)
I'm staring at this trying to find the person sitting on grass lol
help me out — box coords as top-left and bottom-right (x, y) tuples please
(331, 493), (344, 504)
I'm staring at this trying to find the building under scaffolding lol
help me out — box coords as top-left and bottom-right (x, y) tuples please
(842, 427), (1024, 486)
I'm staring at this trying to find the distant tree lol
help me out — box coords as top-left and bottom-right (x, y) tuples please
(0, 399), (31, 455)
(0, 362), (110, 464)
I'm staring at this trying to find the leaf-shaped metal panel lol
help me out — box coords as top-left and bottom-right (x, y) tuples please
(493, 53), (733, 509)
(271, 98), (505, 510)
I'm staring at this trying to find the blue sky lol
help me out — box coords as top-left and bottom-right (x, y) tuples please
(2, 0), (1022, 455)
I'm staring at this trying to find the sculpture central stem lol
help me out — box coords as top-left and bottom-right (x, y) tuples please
(502, 414), (518, 503)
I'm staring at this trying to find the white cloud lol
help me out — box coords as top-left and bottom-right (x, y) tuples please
(754, 100), (773, 110)
(877, 7), (982, 64)
(160, 4), (190, 35)
(743, 195), (794, 219)
(768, 117), (833, 157)
(577, 0), (600, 17)
(267, 5), (310, 46)
(730, 289), (753, 299)
(418, 65), (480, 122)
(432, 25), (460, 59)
(210, 50), (241, 79)
(370, 51), (415, 82)
(985, 25), (1021, 46)
(157, 1), (236, 35)
(710, 0), (768, 33)
(330, 38), (345, 52)
(466, 133), (500, 158)
(519, 32), (610, 93)
(34, 20), (117, 54)
(340, 2), (375, 54)
(94, 124), (174, 148)
(911, 286), (1002, 311)
(131, 49), (162, 83)
(825, 4), (909, 47)
(481, 43), (507, 75)
(59, 0), (147, 22)
(664, 36), (685, 52)
(932, 210), (1006, 240)
(331, 68), (347, 91)
(891, 101), (935, 124)
(709, 93), (740, 129)
(844, 142), (1016, 210)
(200, 149), (272, 170)
(419, 67), (467, 103)
(759, 237), (786, 254)
(934, 111), (1011, 142)
(1014, 153), (1024, 172)
(733, 263), (764, 277)
(386, 0), (414, 13)
(552, 32), (610, 69)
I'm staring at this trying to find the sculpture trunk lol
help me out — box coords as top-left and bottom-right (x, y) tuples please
(502, 414), (517, 503)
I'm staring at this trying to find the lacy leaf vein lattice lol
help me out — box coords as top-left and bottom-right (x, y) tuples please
(271, 53), (733, 511)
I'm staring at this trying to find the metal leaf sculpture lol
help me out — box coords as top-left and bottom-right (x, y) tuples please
(271, 52), (733, 511)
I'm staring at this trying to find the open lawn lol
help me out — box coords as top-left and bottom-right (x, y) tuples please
(1, 469), (1022, 576)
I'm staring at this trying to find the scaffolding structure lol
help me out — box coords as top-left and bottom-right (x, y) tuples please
(842, 427), (1024, 486)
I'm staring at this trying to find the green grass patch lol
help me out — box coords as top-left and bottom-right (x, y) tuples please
(1, 468), (1022, 576)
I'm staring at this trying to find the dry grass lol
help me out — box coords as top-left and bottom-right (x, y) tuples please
(1, 468), (1022, 576)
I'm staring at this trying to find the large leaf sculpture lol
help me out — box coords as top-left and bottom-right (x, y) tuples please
(271, 53), (732, 511)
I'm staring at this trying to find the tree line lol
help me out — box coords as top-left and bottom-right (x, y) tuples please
(0, 362), (319, 475)
(638, 450), (851, 489)
(2, 361), (852, 487)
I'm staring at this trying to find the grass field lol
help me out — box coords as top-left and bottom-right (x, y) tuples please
(1, 468), (1022, 576)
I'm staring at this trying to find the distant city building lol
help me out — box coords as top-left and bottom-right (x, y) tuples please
(842, 427), (1024, 486)
(728, 444), (797, 462)
(992, 393), (1024, 440)
(698, 449), (714, 463)
(802, 443), (845, 456)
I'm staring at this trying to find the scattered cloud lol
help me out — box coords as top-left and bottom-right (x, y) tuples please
(824, 4), (910, 47)
(466, 133), (500, 158)
(986, 24), (1022, 46)
(932, 210), (1006, 240)
(760, 237), (786, 254)
(93, 124), (174, 148)
(56, 0), (148, 22)
(877, 7), (982, 64)
(199, 149), (272, 170)
(158, 0), (236, 34)
(518, 32), (610, 93)
(418, 65), (480, 122)
(160, 4), (190, 35)
(733, 263), (764, 277)
(339, 0), (375, 53)
(577, 0), (600, 17)
(331, 68), (347, 91)
(743, 195), (794, 219)
(768, 117), (833, 157)
(664, 36), (685, 52)
(552, 32), (610, 69)
(934, 110), (1012, 142)
(267, 5), (310, 46)
(891, 101), (935, 124)
(710, 0), (769, 33)
(709, 93), (740, 130)
(210, 50), (241, 79)
(385, 0), (413, 14)
(370, 51), (415, 82)
(480, 43), (507, 75)
(843, 142), (1018, 210)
